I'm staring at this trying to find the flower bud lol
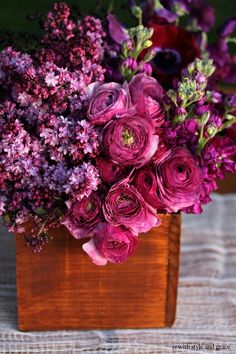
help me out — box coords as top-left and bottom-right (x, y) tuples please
(207, 124), (218, 136)
(225, 114), (236, 120)
(131, 5), (143, 20)
(201, 111), (210, 124)
(173, 107), (187, 124)
(188, 62), (196, 75)
(195, 73), (207, 90)
(143, 40), (153, 48)
(206, 90), (222, 104)
(141, 63), (152, 76)
(123, 38), (134, 51)
(143, 48), (158, 62)
(167, 89), (177, 104)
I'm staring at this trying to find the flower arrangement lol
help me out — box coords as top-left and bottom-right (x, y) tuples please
(0, 1), (235, 265)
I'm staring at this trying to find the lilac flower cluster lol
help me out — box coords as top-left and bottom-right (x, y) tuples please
(0, 3), (105, 236)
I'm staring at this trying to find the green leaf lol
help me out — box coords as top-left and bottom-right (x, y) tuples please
(3, 213), (10, 224)
(35, 207), (47, 215)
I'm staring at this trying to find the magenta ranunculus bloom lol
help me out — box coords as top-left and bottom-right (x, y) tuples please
(133, 167), (163, 209)
(102, 114), (159, 167)
(155, 147), (203, 212)
(129, 73), (165, 126)
(103, 180), (160, 235)
(82, 222), (138, 265)
(96, 154), (127, 183)
(87, 82), (131, 126)
(62, 192), (103, 239)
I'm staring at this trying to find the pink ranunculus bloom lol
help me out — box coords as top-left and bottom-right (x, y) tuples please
(133, 167), (163, 209)
(129, 73), (165, 126)
(155, 147), (203, 212)
(62, 192), (103, 239)
(87, 82), (131, 126)
(103, 180), (160, 235)
(102, 114), (159, 167)
(96, 154), (127, 184)
(82, 222), (138, 265)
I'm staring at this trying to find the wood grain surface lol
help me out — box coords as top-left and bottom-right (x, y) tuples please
(15, 214), (181, 331)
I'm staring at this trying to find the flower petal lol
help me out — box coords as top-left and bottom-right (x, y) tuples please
(82, 238), (108, 266)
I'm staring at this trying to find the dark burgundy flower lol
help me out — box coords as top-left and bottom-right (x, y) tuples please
(148, 22), (200, 81)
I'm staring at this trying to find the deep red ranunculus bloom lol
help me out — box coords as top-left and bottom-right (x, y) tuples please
(148, 22), (200, 83)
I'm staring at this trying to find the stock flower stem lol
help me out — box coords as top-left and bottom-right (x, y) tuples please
(220, 117), (236, 132)
(108, 0), (114, 13)
(36, 214), (51, 239)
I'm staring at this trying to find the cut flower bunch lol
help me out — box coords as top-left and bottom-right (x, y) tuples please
(0, 1), (235, 265)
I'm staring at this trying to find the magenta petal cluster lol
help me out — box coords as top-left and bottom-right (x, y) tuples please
(129, 73), (165, 126)
(103, 180), (160, 235)
(87, 82), (131, 126)
(155, 148), (204, 212)
(102, 115), (159, 167)
(62, 192), (103, 239)
(82, 223), (138, 265)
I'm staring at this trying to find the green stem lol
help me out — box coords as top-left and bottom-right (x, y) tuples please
(197, 116), (236, 155)
(199, 122), (205, 143)
(196, 114), (211, 154)
(138, 14), (142, 26)
(37, 214), (51, 238)
(219, 117), (236, 132)
(108, 0), (114, 13)
(226, 37), (236, 44)
(132, 42), (143, 59)
(198, 132), (218, 153)
(36, 207), (64, 238)
(185, 97), (201, 108)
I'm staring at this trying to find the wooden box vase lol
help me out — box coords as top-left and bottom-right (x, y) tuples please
(16, 214), (181, 331)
